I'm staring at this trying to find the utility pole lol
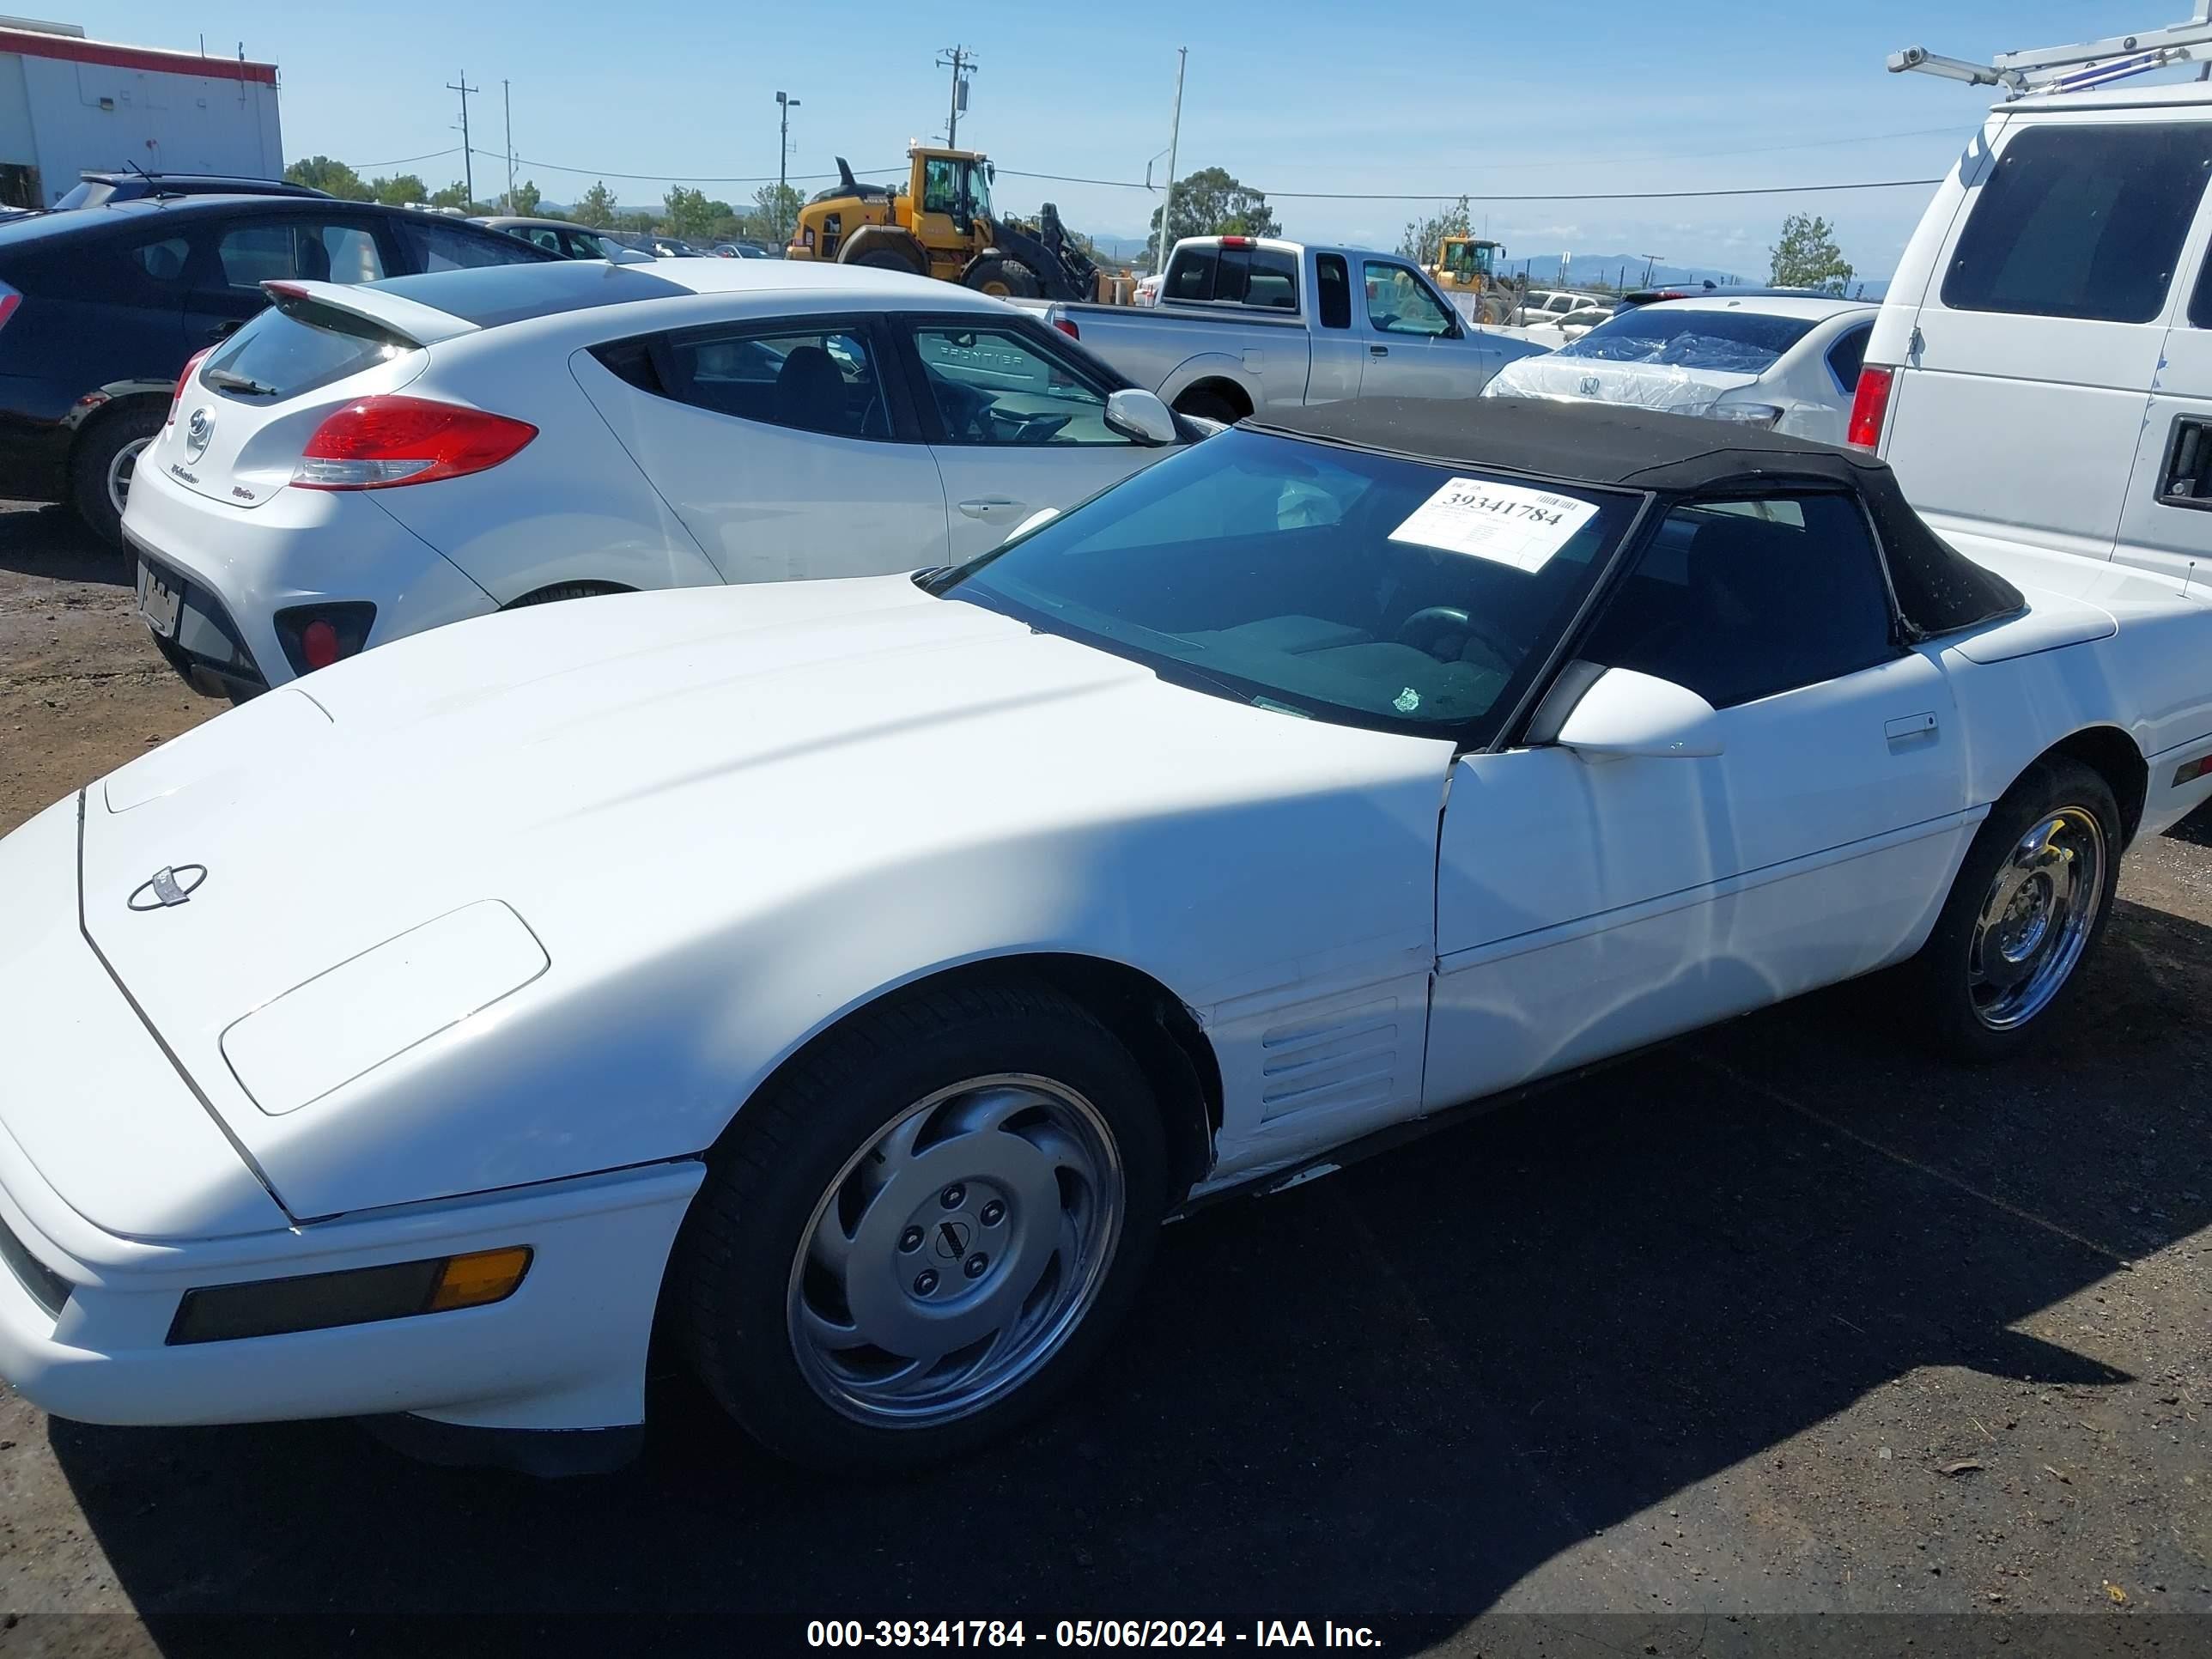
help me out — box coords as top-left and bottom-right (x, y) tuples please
(1639, 252), (1662, 285)
(447, 72), (479, 203)
(502, 80), (514, 214)
(1152, 46), (1186, 277)
(937, 46), (975, 146)
(776, 90), (802, 243)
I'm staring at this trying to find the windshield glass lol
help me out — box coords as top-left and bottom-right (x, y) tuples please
(1560, 307), (1816, 374)
(927, 428), (1642, 740)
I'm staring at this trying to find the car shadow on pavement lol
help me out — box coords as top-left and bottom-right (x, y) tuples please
(44, 895), (2212, 1637)
(0, 503), (127, 588)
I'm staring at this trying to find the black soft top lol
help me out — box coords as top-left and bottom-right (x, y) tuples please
(1250, 398), (2024, 639)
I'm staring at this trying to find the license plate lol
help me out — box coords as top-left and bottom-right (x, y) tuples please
(137, 561), (182, 639)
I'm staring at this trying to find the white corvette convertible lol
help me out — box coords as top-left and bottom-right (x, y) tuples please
(3, 399), (2209, 1474)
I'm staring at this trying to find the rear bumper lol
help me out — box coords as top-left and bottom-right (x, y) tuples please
(120, 458), (499, 694)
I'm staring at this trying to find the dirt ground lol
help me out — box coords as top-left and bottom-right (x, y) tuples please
(0, 500), (2207, 1656)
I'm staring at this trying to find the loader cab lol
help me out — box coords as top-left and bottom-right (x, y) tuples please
(915, 149), (994, 236)
(1437, 238), (1501, 289)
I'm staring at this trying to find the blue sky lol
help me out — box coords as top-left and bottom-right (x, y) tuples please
(73, 1), (2190, 277)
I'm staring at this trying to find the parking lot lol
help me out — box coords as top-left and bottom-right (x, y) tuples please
(0, 498), (2206, 1653)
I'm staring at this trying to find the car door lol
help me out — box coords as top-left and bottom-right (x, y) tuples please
(1356, 257), (1492, 398)
(1883, 115), (2209, 565)
(573, 313), (951, 582)
(1425, 490), (1971, 1110)
(181, 212), (390, 348)
(898, 313), (1167, 561)
(2111, 186), (2212, 584)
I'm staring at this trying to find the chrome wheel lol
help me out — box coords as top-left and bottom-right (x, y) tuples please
(1968, 805), (2106, 1030)
(106, 435), (150, 517)
(787, 1073), (1124, 1428)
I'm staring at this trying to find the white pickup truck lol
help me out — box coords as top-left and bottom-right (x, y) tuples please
(1024, 237), (1547, 422)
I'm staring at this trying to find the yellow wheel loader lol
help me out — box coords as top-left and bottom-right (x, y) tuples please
(787, 146), (1112, 302)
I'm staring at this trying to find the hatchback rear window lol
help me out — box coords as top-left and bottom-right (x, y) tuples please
(1943, 124), (2212, 324)
(371, 259), (689, 328)
(1559, 307), (1816, 374)
(202, 301), (414, 403)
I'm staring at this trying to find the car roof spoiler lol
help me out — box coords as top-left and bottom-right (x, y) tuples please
(259, 280), (482, 348)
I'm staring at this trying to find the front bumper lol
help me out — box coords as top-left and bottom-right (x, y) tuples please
(0, 1148), (702, 1439)
(0, 794), (705, 1442)
(120, 456), (499, 696)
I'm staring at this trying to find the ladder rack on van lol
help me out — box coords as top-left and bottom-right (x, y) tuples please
(1889, 2), (2212, 99)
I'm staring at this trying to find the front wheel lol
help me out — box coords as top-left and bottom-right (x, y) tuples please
(673, 981), (1166, 1469)
(1899, 756), (2121, 1062)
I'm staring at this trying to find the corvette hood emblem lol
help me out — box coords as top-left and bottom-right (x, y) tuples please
(128, 864), (208, 910)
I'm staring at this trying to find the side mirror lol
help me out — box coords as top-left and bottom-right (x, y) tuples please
(1103, 387), (1179, 446)
(1546, 665), (1723, 759)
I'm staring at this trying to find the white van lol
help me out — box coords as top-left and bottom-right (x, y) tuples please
(1856, 81), (2212, 589)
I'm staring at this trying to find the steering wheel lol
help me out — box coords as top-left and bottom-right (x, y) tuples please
(1395, 605), (1517, 672)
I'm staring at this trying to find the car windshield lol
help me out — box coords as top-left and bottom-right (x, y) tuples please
(927, 428), (1643, 741)
(1560, 307), (1817, 374)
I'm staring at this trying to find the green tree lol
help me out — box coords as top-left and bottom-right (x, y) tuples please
(283, 155), (371, 201)
(428, 180), (493, 214)
(1400, 195), (1472, 266)
(751, 182), (802, 244)
(1147, 167), (1280, 249)
(1769, 213), (1853, 294)
(369, 173), (426, 208)
(507, 179), (544, 217)
(573, 180), (619, 228)
(661, 186), (734, 239)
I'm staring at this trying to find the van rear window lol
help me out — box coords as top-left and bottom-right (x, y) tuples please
(1942, 124), (2212, 324)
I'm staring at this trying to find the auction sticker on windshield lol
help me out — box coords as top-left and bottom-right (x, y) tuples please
(1388, 477), (1596, 574)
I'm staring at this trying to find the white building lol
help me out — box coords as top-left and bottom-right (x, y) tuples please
(0, 17), (282, 209)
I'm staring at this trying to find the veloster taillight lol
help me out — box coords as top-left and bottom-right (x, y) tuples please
(1847, 365), (1895, 452)
(167, 347), (212, 426)
(291, 396), (538, 490)
(0, 283), (21, 333)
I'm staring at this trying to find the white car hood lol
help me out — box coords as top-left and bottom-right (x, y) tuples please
(1485, 352), (1760, 415)
(76, 574), (1450, 1219)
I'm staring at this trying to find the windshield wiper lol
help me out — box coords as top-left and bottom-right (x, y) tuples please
(204, 368), (278, 397)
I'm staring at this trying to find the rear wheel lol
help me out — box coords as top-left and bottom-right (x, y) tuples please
(963, 257), (1041, 300)
(674, 981), (1166, 1469)
(1899, 757), (2121, 1061)
(1172, 386), (1247, 424)
(70, 402), (165, 551)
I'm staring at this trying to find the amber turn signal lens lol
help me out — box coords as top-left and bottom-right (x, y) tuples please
(431, 1256), (535, 1318)
(428, 1246), (533, 1313)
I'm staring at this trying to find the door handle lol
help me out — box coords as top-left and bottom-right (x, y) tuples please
(1885, 712), (1939, 744)
(1369, 344), (1390, 358)
(958, 498), (1021, 520)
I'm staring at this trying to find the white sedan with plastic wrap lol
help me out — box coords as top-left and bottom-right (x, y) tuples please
(1483, 295), (1877, 444)
(4, 398), (2208, 1475)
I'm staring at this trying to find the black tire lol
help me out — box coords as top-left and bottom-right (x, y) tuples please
(69, 401), (165, 551)
(849, 249), (922, 275)
(673, 979), (1167, 1470)
(1172, 386), (1246, 424)
(502, 581), (628, 609)
(963, 257), (1041, 300)
(1899, 756), (2122, 1063)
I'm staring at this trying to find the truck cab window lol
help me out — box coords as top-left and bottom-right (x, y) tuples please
(1316, 255), (1351, 329)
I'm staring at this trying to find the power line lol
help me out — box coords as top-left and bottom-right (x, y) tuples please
(997, 167), (1949, 202)
(338, 146), (463, 170)
(511, 154), (903, 185)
